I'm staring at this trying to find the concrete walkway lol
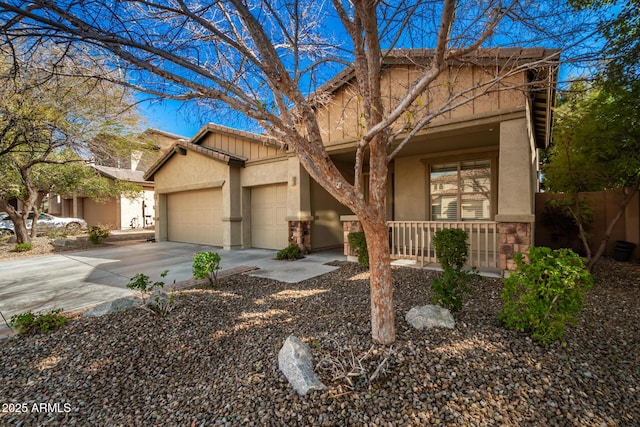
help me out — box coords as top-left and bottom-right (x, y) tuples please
(0, 241), (343, 336)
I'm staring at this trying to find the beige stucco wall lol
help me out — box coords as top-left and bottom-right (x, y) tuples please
(241, 158), (288, 187)
(154, 151), (229, 194)
(394, 156), (427, 221)
(495, 117), (536, 223)
(83, 197), (118, 228)
(286, 157), (311, 220)
(310, 179), (351, 249)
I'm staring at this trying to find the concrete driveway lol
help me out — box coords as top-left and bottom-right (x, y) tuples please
(0, 241), (342, 322)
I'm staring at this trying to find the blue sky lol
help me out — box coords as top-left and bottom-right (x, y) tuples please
(141, 100), (206, 139)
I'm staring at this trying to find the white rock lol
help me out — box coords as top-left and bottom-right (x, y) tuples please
(83, 297), (141, 318)
(278, 335), (326, 396)
(146, 289), (170, 307)
(406, 305), (455, 330)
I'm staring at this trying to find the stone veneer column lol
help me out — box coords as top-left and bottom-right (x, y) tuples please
(499, 222), (532, 271)
(288, 220), (311, 254)
(341, 215), (363, 261)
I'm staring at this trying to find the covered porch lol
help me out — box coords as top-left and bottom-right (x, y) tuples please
(338, 114), (539, 274)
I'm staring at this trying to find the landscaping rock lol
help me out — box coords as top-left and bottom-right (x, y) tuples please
(278, 335), (326, 396)
(51, 238), (74, 247)
(146, 289), (170, 308)
(83, 297), (140, 318)
(0, 259), (638, 425)
(406, 304), (455, 330)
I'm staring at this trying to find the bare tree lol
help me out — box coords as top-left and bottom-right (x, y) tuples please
(0, 0), (589, 343)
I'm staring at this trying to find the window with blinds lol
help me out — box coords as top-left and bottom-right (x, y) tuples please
(430, 160), (491, 221)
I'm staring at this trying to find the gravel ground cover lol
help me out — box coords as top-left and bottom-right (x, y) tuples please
(0, 258), (638, 426)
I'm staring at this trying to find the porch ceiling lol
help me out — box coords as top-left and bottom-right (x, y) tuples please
(395, 124), (499, 157)
(329, 123), (499, 163)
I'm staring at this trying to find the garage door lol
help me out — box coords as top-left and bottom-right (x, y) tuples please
(251, 184), (288, 249)
(167, 188), (222, 245)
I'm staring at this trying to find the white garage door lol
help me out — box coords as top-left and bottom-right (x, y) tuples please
(251, 184), (288, 249)
(167, 188), (222, 246)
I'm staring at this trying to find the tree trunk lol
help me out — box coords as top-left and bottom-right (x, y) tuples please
(568, 202), (592, 261)
(361, 218), (395, 345)
(30, 195), (43, 239)
(8, 211), (31, 244)
(14, 220), (30, 244)
(0, 200), (31, 244)
(586, 177), (640, 271)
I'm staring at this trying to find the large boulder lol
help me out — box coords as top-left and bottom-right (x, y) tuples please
(51, 238), (74, 247)
(278, 335), (326, 396)
(83, 297), (141, 318)
(406, 305), (455, 330)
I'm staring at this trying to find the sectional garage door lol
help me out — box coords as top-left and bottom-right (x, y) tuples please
(251, 184), (288, 249)
(167, 188), (222, 246)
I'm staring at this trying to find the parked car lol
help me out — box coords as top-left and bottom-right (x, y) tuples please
(0, 212), (88, 237)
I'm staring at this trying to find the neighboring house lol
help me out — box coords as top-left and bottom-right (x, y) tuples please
(144, 48), (559, 271)
(49, 128), (184, 229)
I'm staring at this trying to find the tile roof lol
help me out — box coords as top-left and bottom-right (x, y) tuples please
(92, 165), (152, 184)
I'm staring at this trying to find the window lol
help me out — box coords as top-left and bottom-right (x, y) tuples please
(430, 160), (491, 221)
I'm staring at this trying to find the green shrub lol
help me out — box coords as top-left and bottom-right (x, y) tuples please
(276, 244), (304, 261)
(10, 308), (67, 336)
(193, 251), (222, 286)
(431, 228), (475, 311)
(347, 231), (369, 267)
(127, 270), (168, 303)
(433, 228), (469, 270)
(88, 225), (110, 244)
(431, 266), (475, 312)
(499, 247), (593, 345)
(14, 243), (33, 252)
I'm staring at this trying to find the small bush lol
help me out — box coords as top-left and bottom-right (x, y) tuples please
(431, 267), (475, 312)
(193, 251), (222, 286)
(127, 270), (168, 303)
(347, 232), (369, 267)
(88, 225), (110, 244)
(10, 308), (67, 336)
(433, 228), (469, 270)
(431, 228), (475, 311)
(499, 247), (593, 345)
(14, 243), (33, 252)
(276, 244), (304, 261)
